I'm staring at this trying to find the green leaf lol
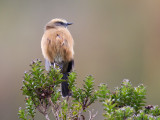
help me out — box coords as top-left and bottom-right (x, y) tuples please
(83, 75), (94, 96)
(25, 97), (35, 119)
(18, 107), (27, 120)
(97, 83), (110, 101)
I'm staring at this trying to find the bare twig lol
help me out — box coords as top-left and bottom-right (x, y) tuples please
(37, 105), (50, 120)
(88, 109), (98, 120)
(45, 113), (50, 120)
(48, 97), (60, 120)
(37, 106), (45, 114)
(78, 109), (83, 120)
(66, 96), (72, 119)
(80, 115), (85, 120)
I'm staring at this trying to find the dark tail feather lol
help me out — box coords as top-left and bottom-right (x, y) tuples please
(67, 60), (74, 73)
(61, 60), (74, 97)
(61, 81), (69, 97)
(61, 81), (70, 97)
(61, 73), (71, 97)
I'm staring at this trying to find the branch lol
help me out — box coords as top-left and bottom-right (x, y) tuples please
(45, 113), (50, 120)
(88, 109), (98, 120)
(48, 97), (60, 120)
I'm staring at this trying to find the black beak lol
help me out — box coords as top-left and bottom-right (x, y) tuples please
(66, 22), (73, 25)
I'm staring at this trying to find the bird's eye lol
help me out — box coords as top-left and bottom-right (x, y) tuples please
(55, 22), (64, 26)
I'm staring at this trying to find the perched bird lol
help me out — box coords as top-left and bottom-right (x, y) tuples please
(41, 18), (74, 97)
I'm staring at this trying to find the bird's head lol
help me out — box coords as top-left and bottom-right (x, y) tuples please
(45, 18), (73, 30)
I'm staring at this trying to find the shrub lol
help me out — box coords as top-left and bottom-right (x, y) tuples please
(18, 59), (160, 120)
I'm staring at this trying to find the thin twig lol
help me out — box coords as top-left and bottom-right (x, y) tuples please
(66, 96), (72, 119)
(88, 109), (98, 120)
(37, 106), (44, 114)
(48, 97), (60, 120)
(36, 105), (50, 120)
(78, 109), (83, 120)
(45, 113), (50, 120)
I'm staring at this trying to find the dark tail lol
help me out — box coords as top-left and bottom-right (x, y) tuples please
(61, 60), (74, 97)
(61, 73), (70, 97)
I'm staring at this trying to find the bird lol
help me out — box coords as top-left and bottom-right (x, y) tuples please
(41, 18), (74, 97)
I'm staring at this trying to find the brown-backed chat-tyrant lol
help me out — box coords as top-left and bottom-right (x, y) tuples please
(41, 18), (74, 97)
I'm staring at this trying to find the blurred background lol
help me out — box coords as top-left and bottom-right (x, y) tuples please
(1, 0), (160, 119)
